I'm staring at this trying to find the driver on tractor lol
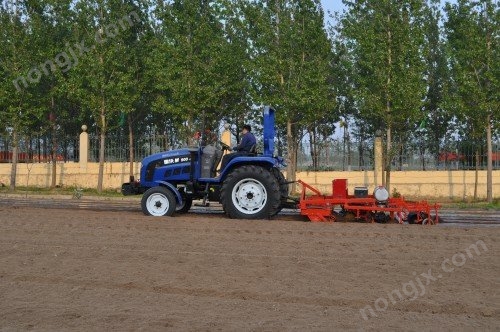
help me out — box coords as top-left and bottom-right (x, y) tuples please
(220, 124), (256, 169)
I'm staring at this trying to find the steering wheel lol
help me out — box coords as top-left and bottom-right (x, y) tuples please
(219, 141), (231, 151)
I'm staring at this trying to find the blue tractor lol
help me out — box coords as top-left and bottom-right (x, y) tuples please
(122, 106), (289, 219)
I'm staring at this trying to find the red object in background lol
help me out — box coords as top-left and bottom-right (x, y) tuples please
(438, 151), (465, 162)
(0, 151), (64, 162)
(439, 151), (500, 162)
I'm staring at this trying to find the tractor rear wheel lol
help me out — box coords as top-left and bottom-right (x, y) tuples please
(271, 167), (288, 216)
(141, 186), (176, 217)
(221, 165), (281, 219)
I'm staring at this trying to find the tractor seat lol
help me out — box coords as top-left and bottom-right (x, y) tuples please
(216, 144), (257, 175)
(247, 144), (257, 156)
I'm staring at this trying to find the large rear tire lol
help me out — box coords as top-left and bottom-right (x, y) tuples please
(271, 167), (288, 216)
(141, 187), (176, 217)
(220, 165), (280, 219)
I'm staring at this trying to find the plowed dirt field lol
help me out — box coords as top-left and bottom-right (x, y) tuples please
(1, 206), (499, 331)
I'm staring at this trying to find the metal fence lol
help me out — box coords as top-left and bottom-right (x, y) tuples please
(296, 139), (500, 171)
(297, 139), (374, 171)
(0, 135), (77, 163)
(1, 133), (499, 171)
(88, 134), (175, 162)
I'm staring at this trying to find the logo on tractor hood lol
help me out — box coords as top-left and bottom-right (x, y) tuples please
(163, 156), (191, 165)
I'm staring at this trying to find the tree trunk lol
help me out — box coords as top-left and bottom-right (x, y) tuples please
(308, 129), (313, 170)
(309, 127), (317, 170)
(286, 120), (297, 193)
(10, 130), (18, 190)
(358, 140), (364, 169)
(128, 113), (135, 181)
(51, 146), (57, 187)
(486, 113), (492, 203)
(485, 5), (492, 204)
(347, 137), (351, 171)
(385, 12), (392, 194)
(97, 100), (106, 193)
(50, 98), (57, 188)
(51, 128), (57, 188)
(326, 140), (330, 166)
(385, 125), (392, 194)
(381, 147), (386, 187)
(342, 125), (346, 171)
(474, 148), (479, 201)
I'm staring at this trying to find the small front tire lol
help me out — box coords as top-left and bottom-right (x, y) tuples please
(141, 187), (176, 217)
(176, 197), (193, 213)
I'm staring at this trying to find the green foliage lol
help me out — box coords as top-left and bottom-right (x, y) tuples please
(419, 2), (453, 161)
(339, 0), (428, 134)
(249, 0), (335, 126)
(0, 2), (42, 134)
(150, 0), (254, 143)
(444, 0), (499, 141)
(0, 0), (497, 193)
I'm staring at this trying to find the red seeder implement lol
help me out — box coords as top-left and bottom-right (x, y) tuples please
(298, 179), (440, 224)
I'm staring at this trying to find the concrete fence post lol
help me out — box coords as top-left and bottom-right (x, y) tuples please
(79, 125), (89, 170)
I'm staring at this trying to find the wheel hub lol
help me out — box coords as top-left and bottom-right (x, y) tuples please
(146, 193), (170, 216)
(232, 179), (267, 214)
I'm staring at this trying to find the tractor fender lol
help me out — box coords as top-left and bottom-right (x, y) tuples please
(219, 157), (277, 180)
(155, 181), (183, 204)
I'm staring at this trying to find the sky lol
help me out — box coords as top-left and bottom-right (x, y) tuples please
(320, 0), (344, 26)
(320, 0), (345, 17)
(319, 0), (460, 27)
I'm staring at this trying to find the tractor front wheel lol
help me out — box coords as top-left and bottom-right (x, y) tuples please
(176, 197), (193, 213)
(141, 187), (176, 217)
(221, 165), (280, 219)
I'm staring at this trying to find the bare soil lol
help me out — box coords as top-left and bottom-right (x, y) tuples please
(0, 206), (499, 331)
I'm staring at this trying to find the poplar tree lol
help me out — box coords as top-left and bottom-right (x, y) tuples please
(0, 1), (40, 189)
(22, 0), (75, 187)
(151, 0), (250, 145)
(420, 1), (451, 168)
(445, 0), (499, 202)
(248, 0), (334, 190)
(69, 0), (144, 192)
(339, 0), (428, 192)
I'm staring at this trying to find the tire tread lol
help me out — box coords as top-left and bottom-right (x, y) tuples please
(220, 165), (280, 219)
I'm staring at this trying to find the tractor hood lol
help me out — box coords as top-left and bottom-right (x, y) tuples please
(141, 148), (196, 167)
(140, 148), (198, 184)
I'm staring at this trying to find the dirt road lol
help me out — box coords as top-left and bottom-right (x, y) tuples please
(1, 206), (499, 331)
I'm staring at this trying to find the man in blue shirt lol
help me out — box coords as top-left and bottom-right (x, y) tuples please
(220, 124), (256, 170)
(233, 125), (256, 152)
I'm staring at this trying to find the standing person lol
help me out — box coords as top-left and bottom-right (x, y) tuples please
(220, 125), (256, 169)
